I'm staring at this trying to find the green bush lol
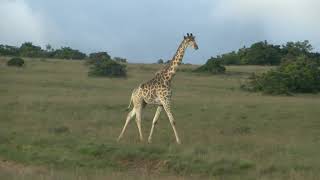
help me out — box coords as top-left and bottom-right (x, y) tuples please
(157, 59), (164, 64)
(88, 58), (126, 77)
(7, 57), (25, 67)
(242, 56), (320, 94)
(19, 42), (44, 57)
(220, 51), (241, 65)
(89, 52), (110, 60)
(113, 57), (127, 63)
(53, 47), (86, 60)
(195, 57), (226, 74)
(86, 52), (111, 66)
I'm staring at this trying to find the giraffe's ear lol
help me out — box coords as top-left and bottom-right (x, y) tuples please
(184, 36), (187, 39)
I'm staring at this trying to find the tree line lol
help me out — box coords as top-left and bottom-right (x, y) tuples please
(214, 40), (320, 65)
(0, 42), (87, 60)
(2, 40), (319, 65)
(0, 42), (129, 64)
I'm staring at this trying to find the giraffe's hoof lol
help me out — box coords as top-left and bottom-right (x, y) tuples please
(117, 135), (123, 142)
(148, 139), (152, 143)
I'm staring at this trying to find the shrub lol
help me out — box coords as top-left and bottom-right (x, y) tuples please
(157, 59), (164, 64)
(113, 57), (127, 63)
(19, 42), (44, 57)
(89, 52), (110, 60)
(84, 59), (93, 66)
(88, 58), (126, 77)
(53, 47), (87, 60)
(86, 52), (111, 66)
(7, 57), (25, 67)
(242, 56), (320, 94)
(195, 57), (226, 74)
(220, 51), (241, 65)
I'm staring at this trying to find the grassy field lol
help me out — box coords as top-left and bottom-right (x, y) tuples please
(1, 57), (320, 179)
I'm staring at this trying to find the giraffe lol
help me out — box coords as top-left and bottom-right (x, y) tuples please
(117, 33), (198, 144)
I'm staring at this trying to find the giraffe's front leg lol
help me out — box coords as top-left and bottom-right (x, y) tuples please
(161, 100), (181, 144)
(148, 106), (163, 143)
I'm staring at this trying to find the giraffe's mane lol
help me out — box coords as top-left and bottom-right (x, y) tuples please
(154, 37), (189, 78)
(155, 61), (172, 75)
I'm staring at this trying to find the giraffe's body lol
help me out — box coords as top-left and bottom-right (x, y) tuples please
(118, 33), (198, 144)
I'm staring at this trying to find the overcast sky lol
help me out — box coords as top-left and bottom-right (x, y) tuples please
(0, 0), (319, 64)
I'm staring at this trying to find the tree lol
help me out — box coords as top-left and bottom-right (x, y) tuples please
(195, 57), (226, 74)
(157, 59), (164, 64)
(88, 58), (127, 77)
(86, 52), (111, 65)
(242, 56), (320, 94)
(242, 41), (281, 65)
(282, 40), (313, 57)
(89, 52), (111, 60)
(220, 51), (241, 65)
(20, 42), (43, 57)
(45, 44), (53, 51)
(0, 45), (19, 56)
(113, 57), (127, 63)
(53, 47), (87, 60)
(213, 40), (317, 65)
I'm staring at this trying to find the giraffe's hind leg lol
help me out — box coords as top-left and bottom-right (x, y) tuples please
(117, 108), (136, 141)
(134, 104), (144, 141)
(148, 106), (162, 143)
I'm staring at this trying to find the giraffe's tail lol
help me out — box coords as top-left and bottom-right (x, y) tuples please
(124, 87), (140, 111)
(124, 90), (134, 111)
(123, 98), (132, 112)
(127, 96), (133, 110)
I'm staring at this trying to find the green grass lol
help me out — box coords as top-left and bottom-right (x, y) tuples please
(1, 57), (320, 179)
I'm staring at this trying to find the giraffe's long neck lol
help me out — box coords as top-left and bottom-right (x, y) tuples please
(160, 39), (188, 82)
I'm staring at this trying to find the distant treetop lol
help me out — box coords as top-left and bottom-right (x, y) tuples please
(212, 40), (319, 66)
(0, 42), (87, 60)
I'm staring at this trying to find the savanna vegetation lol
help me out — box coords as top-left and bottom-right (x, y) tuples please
(242, 56), (320, 94)
(0, 42), (86, 60)
(195, 57), (226, 74)
(1, 57), (320, 179)
(2, 40), (319, 65)
(1, 39), (320, 179)
(87, 51), (127, 77)
(209, 40), (320, 65)
(6, 57), (25, 67)
(196, 41), (320, 94)
(88, 58), (127, 77)
(0, 42), (130, 62)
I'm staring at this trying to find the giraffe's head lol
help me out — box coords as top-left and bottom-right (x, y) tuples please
(184, 33), (198, 50)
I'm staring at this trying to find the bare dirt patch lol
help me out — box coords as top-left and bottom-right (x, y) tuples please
(0, 157), (47, 176)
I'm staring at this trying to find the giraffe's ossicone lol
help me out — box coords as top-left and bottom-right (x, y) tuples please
(117, 33), (198, 144)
